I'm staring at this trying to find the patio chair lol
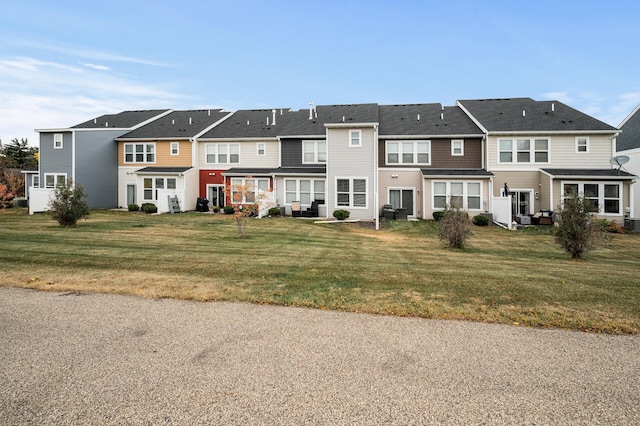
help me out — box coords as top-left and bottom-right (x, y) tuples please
(302, 201), (319, 217)
(291, 201), (302, 217)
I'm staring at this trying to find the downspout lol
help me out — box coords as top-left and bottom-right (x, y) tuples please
(374, 124), (379, 230)
(71, 131), (76, 185)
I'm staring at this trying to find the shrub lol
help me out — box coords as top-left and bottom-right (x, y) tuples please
(555, 191), (600, 258)
(438, 201), (472, 249)
(333, 209), (350, 220)
(48, 179), (90, 226)
(140, 203), (158, 214)
(128, 204), (139, 212)
(223, 205), (235, 215)
(268, 207), (281, 216)
(472, 214), (490, 226)
(212, 206), (220, 213)
(432, 211), (445, 221)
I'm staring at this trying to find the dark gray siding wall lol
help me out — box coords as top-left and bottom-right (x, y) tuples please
(75, 130), (121, 208)
(39, 132), (73, 184)
(281, 139), (303, 167)
(618, 109), (640, 152)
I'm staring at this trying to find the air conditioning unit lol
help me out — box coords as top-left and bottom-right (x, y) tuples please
(624, 218), (640, 233)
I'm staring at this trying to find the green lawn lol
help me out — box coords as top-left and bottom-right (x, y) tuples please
(1, 208), (639, 334)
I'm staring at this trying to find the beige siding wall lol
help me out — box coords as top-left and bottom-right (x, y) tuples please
(197, 140), (279, 168)
(491, 171), (543, 212)
(487, 134), (615, 171)
(117, 141), (192, 167)
(539, 171), (552, 210)
(378, 169), (423, 217)
(422, 179), (491, 219)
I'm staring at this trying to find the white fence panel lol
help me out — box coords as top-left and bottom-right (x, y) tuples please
(29, 188), (55, 215)
(491, 195), (513, 229)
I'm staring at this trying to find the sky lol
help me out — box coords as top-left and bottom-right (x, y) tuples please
(1, 0), (639, 147)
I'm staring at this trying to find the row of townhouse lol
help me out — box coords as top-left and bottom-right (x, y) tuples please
(29, 98), (636, 223)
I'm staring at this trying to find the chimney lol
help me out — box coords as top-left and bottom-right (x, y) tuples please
(309, 102), (313, 120)
(272, 109), (276, 125)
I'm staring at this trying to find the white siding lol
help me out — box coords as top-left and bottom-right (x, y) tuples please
(326, 127), (377, 220)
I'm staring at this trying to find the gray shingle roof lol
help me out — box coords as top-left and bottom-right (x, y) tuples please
(379, 104), (483, 136)
(222, 167), (279, 175)
(420, 168), (494, 177)
(541, 168), (636, 178)
(275, 166), (326, 175)
(199, 109), (295, 139)
(72, 110), (170, 129)
(458, 98), (617, 132)
(134, 167), (192, 173)
(117, 110), (230, 139)
(617, 104), (640, 152)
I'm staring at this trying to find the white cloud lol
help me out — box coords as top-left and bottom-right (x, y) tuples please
(0, 56), (189, 146)
(83, 63), (110, 71)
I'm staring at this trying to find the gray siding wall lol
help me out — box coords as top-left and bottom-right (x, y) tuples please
(75, 130), (121, 208)
(39, 131), (73, 184)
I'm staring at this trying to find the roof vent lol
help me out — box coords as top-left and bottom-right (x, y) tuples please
(342, 116), (345, 123)
(267, 117), (270, 126)
(172, 119), (175, 125)
(522, 110), (526, 117)
(247, 120), (250, 125)
(272, 109), (276, 126)
(552, 103), (555, 112)
(93, 118), (97, 124)
(105, 122), (108, 127)
(417, 114), (420, 121)
(208, 109), (211, 116)
(309, 102), (313, 120)
(189, 117), (192, 125)
(440, 112), (443, 120)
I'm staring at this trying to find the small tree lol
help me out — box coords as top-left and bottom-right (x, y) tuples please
(49, 179), (90, 226)
(0, 183), (13, 210)
(437, 199), (472, 249)
(223, 177), (269, 238)
(555, 191), (600, 258)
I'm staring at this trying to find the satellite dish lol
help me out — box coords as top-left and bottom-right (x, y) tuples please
(611, 155), (630, 166)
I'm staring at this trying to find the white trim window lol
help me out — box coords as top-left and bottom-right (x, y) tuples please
(54, 134), (63, 149)
(229, 178), (269, 204)
(302, 140), (326, 163)
(451, 139), (464, 156)
(562, 181), (622, 215)
(386, 141), (431, 165)
(432, 181), (482, 210)
(285, 179), (325, 205)
(206, 143), (240, 164)
(256, 142), (266, 156)
(143, 177), (177, 201)
(498, 138), (549, 163)
(576, 137), (589, 153)
(336, 177), (367, 208)
(125, 143), (155, 163)
(170, 142), (179, 156)
(44, 173), (67, 188)
(349, 130), (362, 147)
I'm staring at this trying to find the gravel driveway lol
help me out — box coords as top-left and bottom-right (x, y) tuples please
(1, 287), (638, 425)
